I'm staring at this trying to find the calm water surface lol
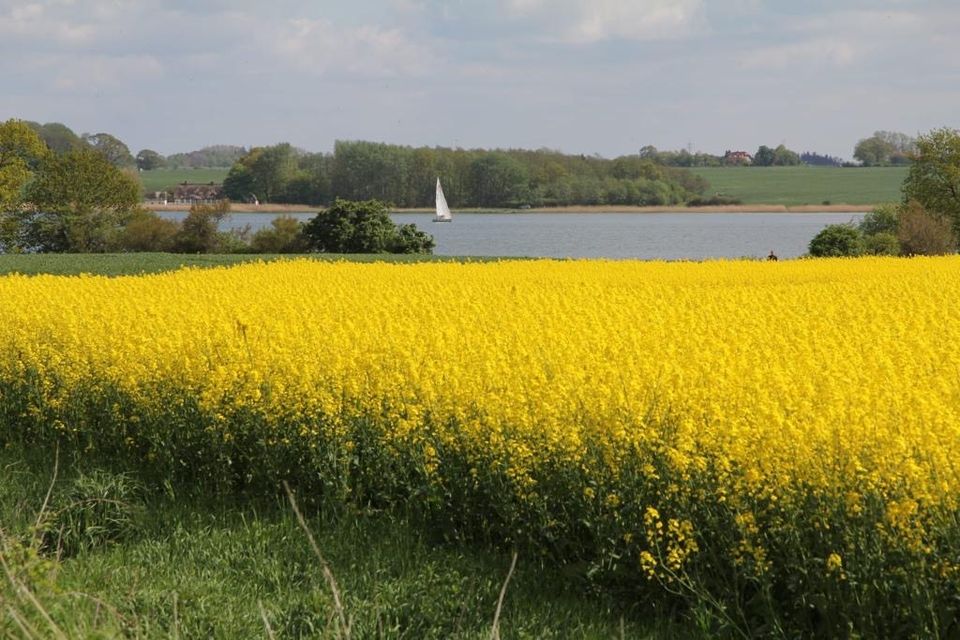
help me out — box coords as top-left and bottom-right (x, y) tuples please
(161, 211), (865, 260)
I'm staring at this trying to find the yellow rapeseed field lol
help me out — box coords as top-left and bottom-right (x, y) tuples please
(2, 257), (960, 627)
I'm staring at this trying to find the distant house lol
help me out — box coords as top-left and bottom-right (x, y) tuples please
(145, 191), (168, 205)
(172, 182), (223, 204)
(722, 150), (753, 166)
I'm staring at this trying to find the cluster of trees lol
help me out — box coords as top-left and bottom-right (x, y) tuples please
(638, 146), (722, 167)
(116, 199), (433, 255)
(853, 131), (916, 167)
(222, 141), (709, 208)
(799, 152), (844, 167)
(752, 144), (801, 166)
(137, 145), (248, 171)
(164, 145), (248, 170)
(1, 120), (142, 252)
(0, 119), (433, 255)
(23, 120), (247, 172)
(642, 130), (922, 169)
(639, 143), (804, 167)
(810, 128), (960, 257)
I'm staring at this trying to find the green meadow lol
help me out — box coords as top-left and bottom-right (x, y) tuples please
(139, 168), (231, 193)
(692, 166), (909, 206)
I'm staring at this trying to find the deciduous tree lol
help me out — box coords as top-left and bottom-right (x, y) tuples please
(82, 132), (135, 168)
(302, 198), (433, 254)
(901, 127), (960, 236)
(20, 148), (140, 252)
(0, 119), (48, 210)
(136, 149), (166, 171)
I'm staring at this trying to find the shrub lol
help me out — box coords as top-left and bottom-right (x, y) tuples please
(686, 195), (743, 206)
(302, 198), (434, 254)
(859, 203), (899, 237)
(897, 200), (958, 256)
(808, 224), (864, 257)
(173, 200), (231, 253)
(863, 232), (901, 256)
(112, 210), (179, 252)
(251, 215), (307, 253)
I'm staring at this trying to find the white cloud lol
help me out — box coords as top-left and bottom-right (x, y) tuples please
(503, 0), (704, 43)
(738, 39), (862, 71)
(0, 2), (97, 46)
(269, 18), (431, 78)
(24, 53), (164, 91)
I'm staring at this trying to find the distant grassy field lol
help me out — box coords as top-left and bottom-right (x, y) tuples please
(691, 166), (909, 206)
(140, 168), (230, 193)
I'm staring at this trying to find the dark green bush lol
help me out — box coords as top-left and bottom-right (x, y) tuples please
(808, 224), (864, 257)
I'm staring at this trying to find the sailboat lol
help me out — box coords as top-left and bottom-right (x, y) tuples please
(434, 177), (452, 222)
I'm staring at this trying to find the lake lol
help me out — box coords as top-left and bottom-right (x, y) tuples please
(159, 211), (865, 260)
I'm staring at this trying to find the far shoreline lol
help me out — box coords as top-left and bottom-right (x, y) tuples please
(145, 202), (876, 214)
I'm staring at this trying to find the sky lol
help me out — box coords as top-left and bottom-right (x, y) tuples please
(1, 0), (958, 161)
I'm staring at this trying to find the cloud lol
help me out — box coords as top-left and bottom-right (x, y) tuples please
(737, 39), (862, 71)
(503, 0), (705, 43)
(21, 52), (164, 92)
(0, 2), (97, 46)
(268, 18), (431, 78)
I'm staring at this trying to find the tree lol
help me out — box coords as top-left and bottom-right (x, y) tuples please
(390, 223), (436, 254)
(469, 154), (530, 207)
(113, 210), (179, 252)
(753, 145), (775, 166)
(853, 131), (915, 167)
(863, 232), (900, 256)
(301, 198), (433, 254)
(136, 149), (166, 171)
(250, 143), (298, 202)
(250, 215), (306, 253)
(222, 157), (257, 203)
(20, 148), (141, 252)
(165, 145), (247, 169)
(772, 144), (801, 166)
(901, 127), (960, 236)
(82, 132), (135, 169)
(896, 200), (957, 256)
(853, 136), (895, 166)
(875, 131), (916, 164)
(0, 119), (48, 211)
(223, 144), (299, 203)
(808, 224), (864, 257)
(173, 200), (232, 253)
(858, 203), (899, 237)
(26, 121), (85, 154)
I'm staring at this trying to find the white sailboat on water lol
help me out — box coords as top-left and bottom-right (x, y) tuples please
(434, 177), (452, 222)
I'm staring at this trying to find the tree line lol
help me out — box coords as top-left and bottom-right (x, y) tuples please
(222, 140), (710, 208)
(639, 131), (918, 169)
(0, 119), (433, 255)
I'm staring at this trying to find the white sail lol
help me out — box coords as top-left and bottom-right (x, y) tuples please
(434, 177), (452, 222)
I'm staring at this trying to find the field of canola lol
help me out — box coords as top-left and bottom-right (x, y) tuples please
(2, 257), (959, 635)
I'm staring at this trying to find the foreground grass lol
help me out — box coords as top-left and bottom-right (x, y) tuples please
(0, 450), (656, 639)
(692, 166), (908, 205)
(0, 253), (485, 277)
